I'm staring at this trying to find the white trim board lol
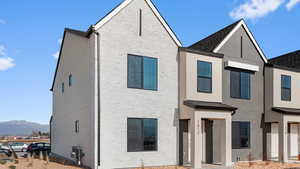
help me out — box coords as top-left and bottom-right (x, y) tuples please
(225, 61), (259, 72)
(213, 20), (268, 63)
(93, 0), (182, 47)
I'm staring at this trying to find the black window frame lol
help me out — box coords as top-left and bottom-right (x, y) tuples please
(61, 82), (65, 93)
(281, 75), (291, 101)
(197, 61), (212, 93)
(230, 70), (251, 100)
(69, 74), (73, 87)
(75, 120), (79, 133)
(232, 121), (251, 149)
(127, 54), (158, 91)
(127, 118), (158, 152)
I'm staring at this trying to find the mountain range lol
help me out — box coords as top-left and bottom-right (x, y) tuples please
(0, 120), (49, 136)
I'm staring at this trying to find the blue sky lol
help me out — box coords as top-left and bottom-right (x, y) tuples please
(0, 0), (299, 124)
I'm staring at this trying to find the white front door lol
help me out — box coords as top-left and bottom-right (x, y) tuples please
(289, 124), (299, 158)
(271, 123), (279, 158)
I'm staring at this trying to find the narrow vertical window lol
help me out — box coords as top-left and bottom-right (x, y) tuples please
(197, 61), (212, 93)
(75, 120), (79, 133)
(281, 75), (291, 101)
(69, 74), (73, 87)
(139, 9), (142, 36)
(61, 83), (65, 93)
(241, 36), (243, 58)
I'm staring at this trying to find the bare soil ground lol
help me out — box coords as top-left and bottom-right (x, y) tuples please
(0, 158), (83, 169)
(133, 167), (188, 169)
(235, 161), (300, 169)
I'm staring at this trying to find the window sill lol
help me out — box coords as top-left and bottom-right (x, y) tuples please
(128, 87), (158, 91)
(230, 97), (251, 100)
(127, 150), (158, 153)
(197, 90), (212, 94)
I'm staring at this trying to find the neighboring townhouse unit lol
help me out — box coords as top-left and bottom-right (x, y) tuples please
(265, 50), (300, 162)
(178, 19), (267, 168)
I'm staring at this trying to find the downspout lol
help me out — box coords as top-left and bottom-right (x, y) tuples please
(92, 27), (101, 168)
(262, 64), (267, 160)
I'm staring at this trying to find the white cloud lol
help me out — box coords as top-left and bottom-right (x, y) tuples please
(53, 51), (60, 59)
(286, 0), (300, 10)
(53, 38), (62, 59)
(0, 19), (6, 25)
(0, 57), (15, 71)
(0, 45), (15, 71)
(230, 0), (285, 20)
(58, 38), (62, 45)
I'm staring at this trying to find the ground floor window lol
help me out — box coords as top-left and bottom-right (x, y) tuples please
(232, 121), (251, 149)
(127, 118), (158, 152)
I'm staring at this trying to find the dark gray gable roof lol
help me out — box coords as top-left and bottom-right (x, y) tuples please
(269, 50), (300, 70)
(188, 20), (241, 52)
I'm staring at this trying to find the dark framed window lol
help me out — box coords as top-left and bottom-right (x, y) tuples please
(127, 118), (157, 152)
(128, 55), (158, 91)
(75, 120), (79, 133)
(197, 61), (212, 93)
(61, 83), (65, 93)
(232, 121), (250, 149)
(281, 75), (291, 101)
(230, 70), (251, 99)
(69, 74), (73, 87)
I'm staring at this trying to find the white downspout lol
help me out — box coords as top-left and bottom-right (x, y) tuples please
(93, 28), (101, 169)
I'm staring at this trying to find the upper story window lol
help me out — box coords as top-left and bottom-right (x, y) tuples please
(69, 74), (73, 87)
(281, 75), (291, 101)
(127, 55), (158, 91)
(127, 118), (157, 152)
(230, 70), (251, 100)
(197, 61), (212, 93)
(61, 82), (65, 93)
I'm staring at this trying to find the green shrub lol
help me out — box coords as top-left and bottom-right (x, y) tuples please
(8, 165), (16, 169)
(0, 160), (7, 165)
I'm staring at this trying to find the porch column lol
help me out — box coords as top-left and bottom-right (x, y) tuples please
(220, 116), (232, 166)
(278, 119), (288, 162)
(191, 112), (202, 169)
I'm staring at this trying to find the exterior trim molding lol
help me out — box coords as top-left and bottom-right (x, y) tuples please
(213, 20), (268, 63)
(225, 60), (259, 72)
(93, 0), (182, 47)
(179, 47), (224, 58)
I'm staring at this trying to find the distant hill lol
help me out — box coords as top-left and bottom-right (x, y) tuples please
(0, 120), (49, 136)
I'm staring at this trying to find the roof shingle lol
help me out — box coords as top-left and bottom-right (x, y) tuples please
(269, 50), (300, 70)
(188, 20), (241, 52)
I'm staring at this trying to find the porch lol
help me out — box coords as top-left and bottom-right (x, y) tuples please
(267, 107), (300, 163)
(181, 100), (237, 169)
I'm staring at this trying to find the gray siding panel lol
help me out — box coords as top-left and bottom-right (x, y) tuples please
(219, 26), (265, 162)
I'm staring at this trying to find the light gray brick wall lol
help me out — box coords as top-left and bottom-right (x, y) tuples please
(96, 0), (179, 168)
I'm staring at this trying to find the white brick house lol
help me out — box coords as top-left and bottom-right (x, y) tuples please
(51, 0), (181, 169)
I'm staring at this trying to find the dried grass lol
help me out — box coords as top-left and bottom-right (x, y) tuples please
(235, 161), (300, 169)
(0, 158), (82, 169)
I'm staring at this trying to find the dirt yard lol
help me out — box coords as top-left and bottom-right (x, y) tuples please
(0, 158), (82, 169)
(235, 161), (300, 169)
(133, 167), (188, 169)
